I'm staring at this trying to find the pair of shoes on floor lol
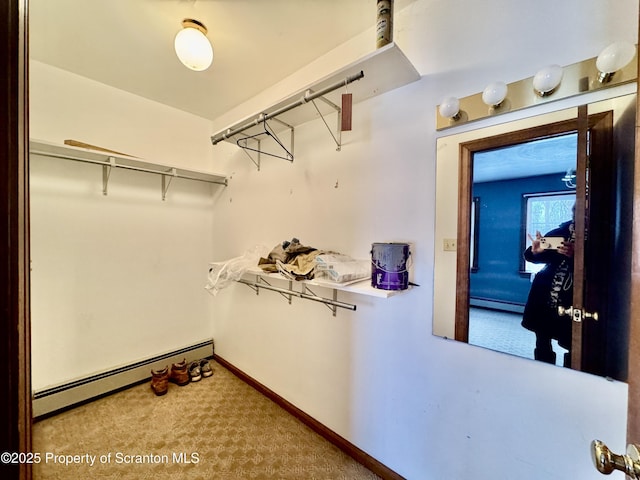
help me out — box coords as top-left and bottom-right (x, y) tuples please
(150, 360), (186, 396)
(150, 358), (214, 396)
(188, 358), (214, 383)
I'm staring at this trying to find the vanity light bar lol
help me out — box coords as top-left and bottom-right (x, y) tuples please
(435, 49), (638, 131)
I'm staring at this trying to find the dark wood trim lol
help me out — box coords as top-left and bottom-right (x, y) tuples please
(627, 7), (640, 443)
(454, 144), (473, 342)
(570, 105), (588, 370)
(213, 354), (406, 480)
(571, 110), (616, 381)
(0, 1), (32, 479)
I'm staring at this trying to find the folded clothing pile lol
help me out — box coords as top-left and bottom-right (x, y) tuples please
(258, 238), (324, 281)
(258, 238), (369, 283)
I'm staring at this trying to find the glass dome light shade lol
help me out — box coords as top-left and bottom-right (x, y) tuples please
(438, 96), (460, 119)
(175, 19), (213, 72)
(533, 64), (563, 96)
(482, 81), (508, 106)
(596, 41), (636, 81)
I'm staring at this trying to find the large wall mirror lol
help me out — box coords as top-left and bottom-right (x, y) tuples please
(433, 91), (636, 380)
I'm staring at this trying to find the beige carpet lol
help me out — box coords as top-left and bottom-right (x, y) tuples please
(33, 360), (381, 480)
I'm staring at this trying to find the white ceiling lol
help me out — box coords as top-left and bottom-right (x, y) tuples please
(27, 0), (586, 184)
(29, 0), (411, 122)
(473, 134), (578, 184)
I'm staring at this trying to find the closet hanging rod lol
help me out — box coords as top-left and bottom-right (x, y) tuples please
(211, 70), (364, 145)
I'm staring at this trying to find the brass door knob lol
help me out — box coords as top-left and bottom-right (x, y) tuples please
(584, 310), (599, 321)
(557, 306), (574, 317)
(557, 306), (599, 322)
(592, 440), (640, 478)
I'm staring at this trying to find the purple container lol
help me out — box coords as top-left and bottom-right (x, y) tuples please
(371, 242), (410, 290)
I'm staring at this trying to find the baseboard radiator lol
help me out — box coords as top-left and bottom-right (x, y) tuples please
(470, 297), (525, 313)
(33, 339), (214, 418)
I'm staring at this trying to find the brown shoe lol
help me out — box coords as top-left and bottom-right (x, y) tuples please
(169, 359), (190, 386)
(151, 366), (169, 396)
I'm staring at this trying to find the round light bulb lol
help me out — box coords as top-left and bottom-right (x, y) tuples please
(533, 64), (563, 96)
(438, 96), (460, 119)
(482, 81), (508, 107)
(596, 41), (636, 82)
(174, 20), (213, 72)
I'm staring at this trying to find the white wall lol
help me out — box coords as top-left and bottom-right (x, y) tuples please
(208, 1), (636, 479)
(29, 0), (638, 478)
(29, 61), (222, 389)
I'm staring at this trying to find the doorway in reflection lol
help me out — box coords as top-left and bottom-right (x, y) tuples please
(467, 134), (577, 362)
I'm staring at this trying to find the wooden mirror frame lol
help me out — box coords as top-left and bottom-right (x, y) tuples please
(628, 17), (640, 442)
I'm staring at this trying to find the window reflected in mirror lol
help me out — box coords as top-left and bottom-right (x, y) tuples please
(470, 197), (480, 273)
(522, 192), (576, 274)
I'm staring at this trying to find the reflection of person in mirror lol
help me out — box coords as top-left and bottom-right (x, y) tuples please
(521, 207), (575, 367)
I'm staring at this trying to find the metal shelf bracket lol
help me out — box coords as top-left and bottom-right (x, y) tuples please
(161, 168), (177, 201)
(303, 284), (339, 317)
(237, 276), (355, 316)
(102, 157), (116, 196)
(307, 91), (342, 152)
(236, 134), (261, 171)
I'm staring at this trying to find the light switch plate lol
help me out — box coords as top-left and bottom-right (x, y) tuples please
(443, 238), (457, 251)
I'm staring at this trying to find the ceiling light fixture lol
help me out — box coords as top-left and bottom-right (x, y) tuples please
(174, 18), (213, 72)
(532, 64), (563, 97)
(561, 168), (576, 189)
(596, 41), (636, 83)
